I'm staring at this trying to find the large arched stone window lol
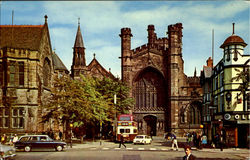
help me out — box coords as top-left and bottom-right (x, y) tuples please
(189, 101), (202, 124)
(133, 67), (166, 111)
(43, 58), (51, 87)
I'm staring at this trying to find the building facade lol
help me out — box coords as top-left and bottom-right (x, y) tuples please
(202, 24), (250, 148)
(200, 57), (214, 143)
(212, 25), (249, 148)
(0, 16), (68, 135)
(120, 24), (203, 136)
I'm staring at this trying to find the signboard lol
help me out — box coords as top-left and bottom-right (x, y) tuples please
(223, 113), (250, 122)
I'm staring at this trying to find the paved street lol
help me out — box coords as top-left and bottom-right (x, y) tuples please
(14, 137), (250, 160)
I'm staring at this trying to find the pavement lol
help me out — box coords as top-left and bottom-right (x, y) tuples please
(66, 136), (250, 155)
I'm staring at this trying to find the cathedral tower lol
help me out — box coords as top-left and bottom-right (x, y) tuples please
(71, 19), (86, 79)
(120, 28), (133, 87)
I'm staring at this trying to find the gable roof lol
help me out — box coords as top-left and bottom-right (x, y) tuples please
(87, 58), (115, 79)
(0, 25), (45, 50)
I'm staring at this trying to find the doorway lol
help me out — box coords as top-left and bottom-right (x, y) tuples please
(143, 115), (157, 136)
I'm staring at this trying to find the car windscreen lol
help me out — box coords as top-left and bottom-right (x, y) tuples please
(19, 137), (30, 142)
(136, 136), (143, 139)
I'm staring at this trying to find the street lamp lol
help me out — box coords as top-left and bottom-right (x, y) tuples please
(69, 122), (73, 148)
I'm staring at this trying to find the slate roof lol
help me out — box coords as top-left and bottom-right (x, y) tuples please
(87, 57), (115, 79)
(74, 24), (84, 48)
(52, 52), (69, 72)
(0, 25), (44, 50)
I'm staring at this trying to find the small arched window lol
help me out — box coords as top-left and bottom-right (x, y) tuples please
(43, 58), (51, 87)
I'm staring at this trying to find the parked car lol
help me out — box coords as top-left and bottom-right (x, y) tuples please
(0, 143), (16, 160)
(14, 135), (67, 152)
(133, 135), (152, 144)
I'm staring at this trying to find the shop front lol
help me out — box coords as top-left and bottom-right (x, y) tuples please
(213, 112), (250, 148)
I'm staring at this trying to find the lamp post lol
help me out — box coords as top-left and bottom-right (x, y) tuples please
(69, 123), (73, 148)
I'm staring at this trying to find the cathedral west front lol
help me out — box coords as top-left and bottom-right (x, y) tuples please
(120, 23), (203, 136)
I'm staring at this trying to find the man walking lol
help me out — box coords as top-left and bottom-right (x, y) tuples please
(171, 132), (178, 151)
(119, 134), (126, 148)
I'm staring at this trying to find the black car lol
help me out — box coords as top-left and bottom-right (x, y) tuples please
(14, 135), (67, 152)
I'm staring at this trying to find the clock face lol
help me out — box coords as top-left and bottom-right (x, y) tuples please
(224, 113), (231, 120)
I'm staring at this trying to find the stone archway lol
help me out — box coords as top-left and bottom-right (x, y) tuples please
(143, 115), (157, 136)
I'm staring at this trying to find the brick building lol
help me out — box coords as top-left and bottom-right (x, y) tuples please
(120, 24), (203, 136)
(0, 15), (68, 134)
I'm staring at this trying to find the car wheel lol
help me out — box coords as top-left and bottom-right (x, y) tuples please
(24, 146), (31, 152)
(56, 145), (63, 151)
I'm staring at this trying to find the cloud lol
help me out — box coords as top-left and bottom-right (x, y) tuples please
(3, 1), (248, 77)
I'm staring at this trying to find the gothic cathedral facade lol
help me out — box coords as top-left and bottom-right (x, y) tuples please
(120, 23), (203, 136)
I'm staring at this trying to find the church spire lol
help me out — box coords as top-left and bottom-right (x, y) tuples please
(74, 18), (85, 48)
(71, 18), (86, 79)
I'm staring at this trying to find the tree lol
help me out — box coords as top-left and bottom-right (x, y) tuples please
(42, 75), (134, 140)
(231, 67), (249, 96)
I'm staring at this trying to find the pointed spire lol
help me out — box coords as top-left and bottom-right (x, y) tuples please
(44, 15), (48, 24)
(93, 53), (96, 59)
(194, 67), (197, 77)
(74, 18), (84, 48)
(232, 23), (235, 35)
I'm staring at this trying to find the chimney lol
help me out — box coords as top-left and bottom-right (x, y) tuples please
(206, 57), (213, 67)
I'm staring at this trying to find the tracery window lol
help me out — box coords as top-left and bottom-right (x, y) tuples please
(43, 58), (51, 87)
(135, 79), (157, 109)
(134, 68), (165, 111)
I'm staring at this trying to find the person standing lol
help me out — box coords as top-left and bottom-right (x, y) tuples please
(1, 134), (7, 144)
(171, 133), (178, 151)
(119, 134), (126, 148)
(150, 130), (153, 140)
(13, 134), (19, 144)
(59, 131), (63, 141)
(201, 134), (207, 149)
(183, 145), (196, 160)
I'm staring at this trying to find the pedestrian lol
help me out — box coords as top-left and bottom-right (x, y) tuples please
(13, 134), (19, 144)
(192, 132), (197, 148)
(183, 145), (196, 160)
(201, 134), (207, 149)
(119, 134), (126, 148)
(197, 133), (201, 149)
(1, 134), (7, 144)
(188, 132), (192, 146)
(219, 131), (224, 151)
(59, 131), (63, 141)
(150, 130), (153, 140)
(215, 132), (220, 148)
(171, 132), (178, 151)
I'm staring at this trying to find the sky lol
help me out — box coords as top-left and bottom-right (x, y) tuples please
(1, 1), (249, 78)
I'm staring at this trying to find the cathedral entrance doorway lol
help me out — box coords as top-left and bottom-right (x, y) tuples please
(143, 115), (157, 136)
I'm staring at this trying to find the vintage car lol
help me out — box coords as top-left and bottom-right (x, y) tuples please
(0, 143), (16, 160)
(14, 135), (67, 152)
(133, 135), (152, 145)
